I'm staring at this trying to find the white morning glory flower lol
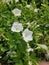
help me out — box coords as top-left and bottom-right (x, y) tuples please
(22, 29), (33, 42)
(12, 8), (21, 16)
(2, 0), (11, 3)
(15, 0), (19, 2)
(26, 5), (30, 8)
(37, 44), (48, 50)
(11, 22), (23, 32)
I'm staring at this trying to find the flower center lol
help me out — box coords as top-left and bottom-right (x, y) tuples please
(24, 33), (29, 37)
(16, 26), (19, 30)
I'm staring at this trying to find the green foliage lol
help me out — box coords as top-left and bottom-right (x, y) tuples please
(0, 0), (49, 65)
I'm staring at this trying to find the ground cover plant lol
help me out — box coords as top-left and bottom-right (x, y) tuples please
(0, 0), (49, 65)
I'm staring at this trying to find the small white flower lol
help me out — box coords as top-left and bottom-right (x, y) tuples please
(26, 5), (30, 8)
(12, 8), (21, 16)
(34, 8), (39, 12)
(22, 29), (33, 42)
(37, 44), (48, 50)
(15, 0), (19, 2)
(11, 22), (23, 32)
(28, 61), (32, 65)
(2, 0), (11, 3)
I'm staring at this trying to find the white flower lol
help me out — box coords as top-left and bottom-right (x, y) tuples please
(34, 8), (39, 12)
(11, 22), (23, 32)
(2, 0), (11, 3)
(12, 8), (21, 16)
(37, 44), (48, 50)
(26, 5), (30, 8)
(15, 0), (19, 2)
(28, 61), (32, 65)
(22, 29), (33, 42)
